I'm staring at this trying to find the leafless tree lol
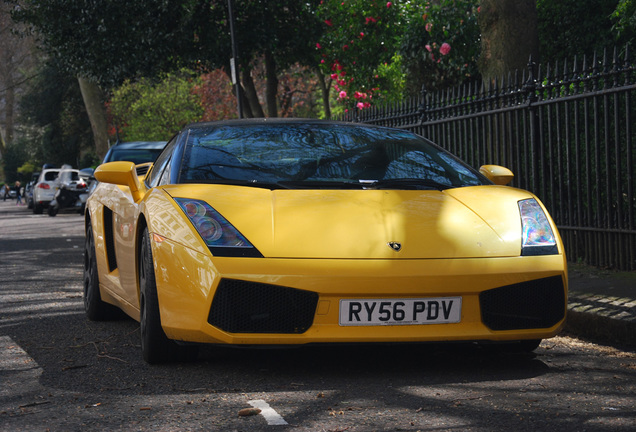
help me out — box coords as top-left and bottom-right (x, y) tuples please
(0, 1), (38, 157)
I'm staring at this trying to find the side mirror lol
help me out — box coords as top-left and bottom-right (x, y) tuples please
(479, 165), (514, 186)
(94, 161), (145, 202)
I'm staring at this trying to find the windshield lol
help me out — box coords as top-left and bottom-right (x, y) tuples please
(106, 148), (164, 164)
(179, 123), (487, 189)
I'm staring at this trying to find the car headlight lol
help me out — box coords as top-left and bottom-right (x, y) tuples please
(518, 198), (558, 256)
(175, 198), (262, 257)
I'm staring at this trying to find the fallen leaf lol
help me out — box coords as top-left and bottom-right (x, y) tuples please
(238, 407), (261, 417)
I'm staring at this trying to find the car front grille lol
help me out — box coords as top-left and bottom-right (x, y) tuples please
(208, 279), (319, 334)
(479, 276), (566, 331)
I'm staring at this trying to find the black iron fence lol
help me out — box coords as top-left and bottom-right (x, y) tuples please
(339, 47), (636, 271)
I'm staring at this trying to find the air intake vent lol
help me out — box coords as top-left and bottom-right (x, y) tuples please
(480, 276), (566, 330)
(208, 279), (318, 334)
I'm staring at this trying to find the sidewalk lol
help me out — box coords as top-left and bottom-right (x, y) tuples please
(566, 262), (636, 348)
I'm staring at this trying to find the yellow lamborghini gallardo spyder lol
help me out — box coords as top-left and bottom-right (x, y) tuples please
(84, 119), (567, 363)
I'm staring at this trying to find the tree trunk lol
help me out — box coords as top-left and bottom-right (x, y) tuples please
(78, 77), (110, 160)
(478, 0), (539, 82)
(241, 65), (265, 118)
(0, 128), (5, 160)
(314, 67), (331, 119)
(4, 77), (14, 146)
(264, 51), (278, 117)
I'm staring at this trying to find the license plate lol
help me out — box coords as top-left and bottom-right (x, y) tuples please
(339, 297), (462, 326)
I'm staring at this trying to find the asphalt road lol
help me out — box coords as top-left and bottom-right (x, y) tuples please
(1, 199), (635, 431)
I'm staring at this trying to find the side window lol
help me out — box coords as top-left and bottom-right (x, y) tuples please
(157, 157), (172, 186)
(146, 137), (178, 188)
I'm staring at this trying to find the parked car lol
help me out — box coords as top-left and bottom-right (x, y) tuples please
(25, 172), (40, 209)
(86, 141), (168, 198)
(48, 166), (89, 216)
(85, 119), (567, 364)
(102, 141), (167, 170)
(2, 184), (16, 199)
(33, 168), (60, 214)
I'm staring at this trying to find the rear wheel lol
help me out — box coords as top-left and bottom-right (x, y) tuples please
(139, 228), (198, 364)
(48, 204), (58, 217)
(84, 225), (119, 320)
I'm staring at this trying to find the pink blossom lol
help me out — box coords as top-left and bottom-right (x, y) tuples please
(425, 23), (432, 32)
(386, 2), (392, 7)
(330, 73), (338, 80)
(425, 44), (432, 52)
(439, 42), (451, 56)
(359, 32), (365, 38)
(324, 19), (332, 26)
(339, 90), (347, 99)
(365, 17), (377, 24)
(321, 59), (325, 64)
(316, 43), (322, 49)
(357, 102), (365, 110)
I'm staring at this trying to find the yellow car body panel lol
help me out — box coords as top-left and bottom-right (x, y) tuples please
(160, 184), (549, 259)
(87, 178), (567, 346)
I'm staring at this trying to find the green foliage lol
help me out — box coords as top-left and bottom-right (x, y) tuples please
(109, 71), (204, 141)
(537, 0), (620, 64)
(1, 142), (29, 183)
(12, 0), (200, 88)
(18, 60), (93, 167)
(17, 162), (37, 178)
(316, 0), (403, 111)
(399, 0), (480, 93)
(612, 0), (636, 46)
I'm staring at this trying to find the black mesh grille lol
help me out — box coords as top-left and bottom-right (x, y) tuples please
(480, 276), (566, 331)
(103, 207), (117, 272)
(208, 279), (319, 334)
(136, 165), (151, 176)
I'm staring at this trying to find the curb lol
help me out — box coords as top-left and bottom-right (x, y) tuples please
(565, 294), (636, 347)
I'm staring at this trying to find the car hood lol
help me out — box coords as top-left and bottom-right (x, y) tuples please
(164, 184), (535, 259)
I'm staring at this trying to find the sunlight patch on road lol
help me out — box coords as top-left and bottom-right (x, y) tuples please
(248, 399), (289, 425)
(0, 336), (42, 398)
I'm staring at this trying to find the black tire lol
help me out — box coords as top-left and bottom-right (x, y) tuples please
(84, 225), (119, 320)
(33, 203), (43, 214)
(140, 228), (192, 364)
(48, 204), (58, 217)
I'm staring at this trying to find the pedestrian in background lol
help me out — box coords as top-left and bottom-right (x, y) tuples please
(14, 181), (22, 205)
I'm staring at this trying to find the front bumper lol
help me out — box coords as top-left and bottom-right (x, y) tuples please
(152, 239), (567, 345)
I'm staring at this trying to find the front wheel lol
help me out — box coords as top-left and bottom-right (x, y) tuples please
(139, 228), (199, 364)
(84, 225), (119, 320)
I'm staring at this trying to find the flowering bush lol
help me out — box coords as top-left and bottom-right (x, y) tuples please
(399, 0), (480, 93)
(315, 0), (402, 111)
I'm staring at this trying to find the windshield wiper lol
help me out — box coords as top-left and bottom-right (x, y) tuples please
(366, 178), (452, 191)
(183, 179), (290, 190)
(277, 180), (365, 189)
